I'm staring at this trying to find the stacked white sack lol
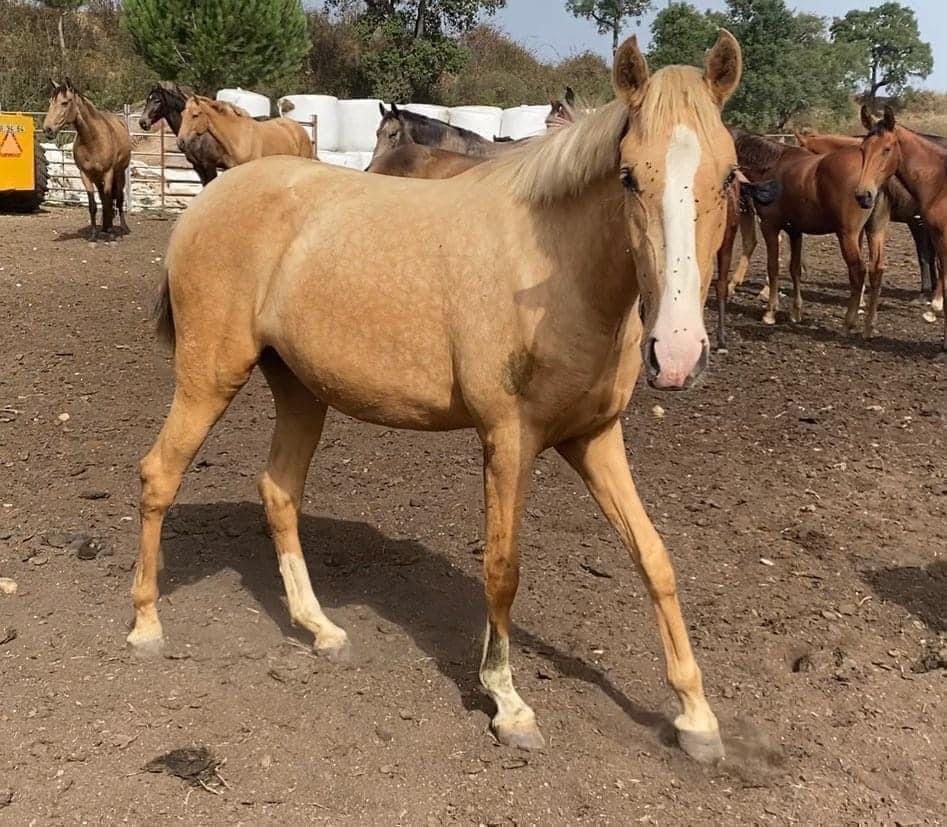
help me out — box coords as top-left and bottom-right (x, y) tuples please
(338, 99), (383, 152)
(447, 106), (503, 139)
(278, 94), (341, 151)
(401, 103), (451, 123)
(318, 151), (371, 170)
(216, 88), (271, 118)
(499, 105), (549, 140)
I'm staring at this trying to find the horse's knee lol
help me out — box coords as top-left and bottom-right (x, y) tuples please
(139, 452), (175, 517)
(258, 472), (297, 534)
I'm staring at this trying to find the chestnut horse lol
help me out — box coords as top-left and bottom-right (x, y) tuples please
(796, 129), (944, 310)
(129, 34), (744, 761)
(735, 130), (898, 336)
(176, 97), (311, 167)
(860, 107), (947, 359)
(365, 143), (484, 177)
(43, 79), (131, 240)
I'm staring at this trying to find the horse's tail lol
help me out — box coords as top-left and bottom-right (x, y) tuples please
(154, 272), (176, 352)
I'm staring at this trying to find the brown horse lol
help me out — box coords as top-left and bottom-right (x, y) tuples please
(735, 130), (898, 336)
(796, 129), (944, 309)
(860, 107), (947, 358)
(177, 97), (311, 167)
(43, 79), (131, 240)
(365, 143), (484, 177)
(128, 33), (744, 761)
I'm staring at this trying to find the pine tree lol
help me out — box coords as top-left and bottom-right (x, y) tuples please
(124, 0), (310, 93)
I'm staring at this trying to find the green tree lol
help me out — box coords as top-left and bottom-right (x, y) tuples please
(39, 0), (84, 62)
(648, 3), (722, 69)
(566, 0), (652, 54)
(123, 0), (310, 93)
(831, 2), (933, 104)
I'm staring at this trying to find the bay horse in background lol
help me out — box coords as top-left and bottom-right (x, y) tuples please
(43, 79), (131, 241)
(734, 130), (898, 337)
(365, 143), (484, 177)
(861, 106), (947, 359)
(130, 33), (747, 762)
(176, 97), (311, 168)
(371, 103), (517, 164)
(139, 82), (227, 185)
(796, 128), (945, 312)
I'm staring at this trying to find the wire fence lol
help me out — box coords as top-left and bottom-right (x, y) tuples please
(24, 107), (317, 212)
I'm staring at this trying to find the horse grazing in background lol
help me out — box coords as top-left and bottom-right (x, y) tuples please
(129, 32), (746, 763)
(43, 79), (131, 241)
(371, 103), (515, 164)
(365, 143), (484, 178)
(861, 106), (947, 359)
(139, 82), (227, 185)
(734, 130), (898, 336)
(796, 128), (944, 311)
(176, 97), (311, 167)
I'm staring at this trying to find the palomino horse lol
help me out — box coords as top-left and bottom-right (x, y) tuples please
(365, 143), (484, 177)
(371, 103), (516, 164)
(796, 128), (945, 314)
(860, 107), (947, 359)
(139, 82), (226, 185)
(129, 33), (744, 761)
(43, 79), (131, 240)
(176, 97), (311, 167)
(735, 131), (898, 336)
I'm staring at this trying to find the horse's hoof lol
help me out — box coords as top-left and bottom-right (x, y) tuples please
(716, 345), (729, 355)
(126, 628), (165, 660)
(493, 718), (546, 752)
(762, 312), (776, 326)
(932, 297), (944, 313)
(677, 727), (725, 764)
(314, 634), (352, 666)
(922, 310), (938, 324)
(790, 312), (802, 324)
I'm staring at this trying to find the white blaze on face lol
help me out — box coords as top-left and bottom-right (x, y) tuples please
(650, 124), (709, 387)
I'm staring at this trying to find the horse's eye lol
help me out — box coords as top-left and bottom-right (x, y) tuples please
(620, 167), (639, 192)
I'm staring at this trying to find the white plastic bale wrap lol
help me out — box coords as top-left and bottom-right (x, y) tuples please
(278, 94), (341, 151)
(318, 151), (371, 171)
(401, 103), (450, 123)
(447, 105), (504, 139)
(216, 88), (271, 118)
(500, 105), (550, 140)
(338, 99), (383, 152)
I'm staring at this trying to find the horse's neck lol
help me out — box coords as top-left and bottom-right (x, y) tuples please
(72, 97), (102, 145)
(163, 98), (184, 134)
(897, 127), (947, 207)
(204, 110), (251, 164)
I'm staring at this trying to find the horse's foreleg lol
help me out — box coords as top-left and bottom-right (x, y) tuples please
(761, 224), (780, 325)
(479, 424), (543, 751)
(114, 168), (130, 234)
(729, 209), (757, 297)
(98, 170), (116, 238)
(907, 219), (934, 299)
(863, 225), (887, 338)
(557, 420), (722, 763)
(79, 170), (97, 240)
(258, 357), (348, 660)
(788, 232), (803, 323)
(839, 231), (866, 332)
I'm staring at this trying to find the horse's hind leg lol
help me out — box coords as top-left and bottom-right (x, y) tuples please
(715, 212), (736, 353)
(788, 231), (803, 323)
(729, 208), (757, 298)
(114, 168), (130, 234)
(479, 423), (543, 750)
(863, 224), (887, 338)
(761, 224), (781, 325)
(557, 420), (722, 763)
(128, 361), (252, 655)
(908, 219), (934, 299)
(257, 354), (349, 660)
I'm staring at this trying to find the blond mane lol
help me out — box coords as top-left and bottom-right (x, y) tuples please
(489, 64), (724, 205)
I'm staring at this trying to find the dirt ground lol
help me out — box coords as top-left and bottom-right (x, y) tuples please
(0, 208), (944, 826)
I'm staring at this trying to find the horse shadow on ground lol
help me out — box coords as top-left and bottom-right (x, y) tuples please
(863, 560), (947, 633)
(159, 501), (671, 738)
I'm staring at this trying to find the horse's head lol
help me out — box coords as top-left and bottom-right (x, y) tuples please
(177, 97), (211, 149)
(43, 78), (80, 139)
(140, 82), (177, 131)
(613, 32), (742, 390)
(372, 103), (407, 163)
(856, 105), (900, 210)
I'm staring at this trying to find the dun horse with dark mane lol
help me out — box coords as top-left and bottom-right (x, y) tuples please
(130, 34), (744, 762)
(43, 79), (131, 240)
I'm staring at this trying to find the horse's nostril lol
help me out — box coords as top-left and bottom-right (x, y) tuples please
(645, 337), (660, 377)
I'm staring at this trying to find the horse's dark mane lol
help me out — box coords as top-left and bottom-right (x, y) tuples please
(732, 129), (806, 175)
(385, 108), (490, 144)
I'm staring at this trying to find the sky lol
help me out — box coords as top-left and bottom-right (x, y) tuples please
(491, 1), (946, 91)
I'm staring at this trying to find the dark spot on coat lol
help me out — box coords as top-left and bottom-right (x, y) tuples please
(502, 348), (537, 396)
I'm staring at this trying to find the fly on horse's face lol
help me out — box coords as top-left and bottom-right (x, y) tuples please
(43, 80), (79, 140)
(372, 104), (407, 163)
(613, 33), (742, 390)
(856, 105), (900, 210)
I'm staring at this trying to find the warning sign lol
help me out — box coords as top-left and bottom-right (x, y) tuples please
(0, 113), (35, 191)
(0, 129), (23, 156)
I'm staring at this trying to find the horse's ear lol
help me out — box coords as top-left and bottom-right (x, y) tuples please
(64, 76), (74, 92)
(860, 105), (876, 131)
(613, 35), (649, 105)
(704, 29), (742, 106)
(391, 102), (400, 115)
(565, 86), (576, 106)
(48, 77), (58, 94)
(378, 102), (387, 117)
(882, 105), (896, 132)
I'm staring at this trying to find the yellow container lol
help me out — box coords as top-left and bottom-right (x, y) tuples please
(0, 113), (36, 192)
